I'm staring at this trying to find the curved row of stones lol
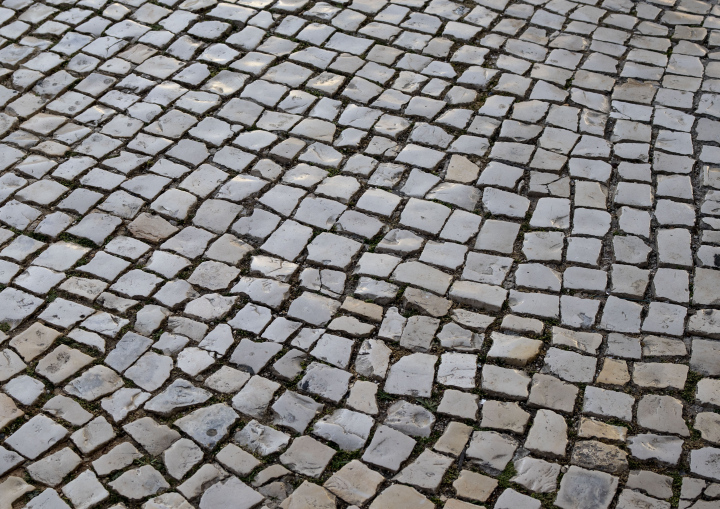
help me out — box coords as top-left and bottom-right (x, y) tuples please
(0, 0), (719, 505)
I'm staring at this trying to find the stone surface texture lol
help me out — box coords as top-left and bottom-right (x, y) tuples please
(0, 0), (717, 506)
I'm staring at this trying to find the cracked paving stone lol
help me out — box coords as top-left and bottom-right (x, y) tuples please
(312, 408), (374, 451)
(92, 442), (142, 477)
(235, 419), (290, 457)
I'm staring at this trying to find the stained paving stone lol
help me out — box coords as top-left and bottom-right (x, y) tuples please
(0, 288), (44, 330)
(571, 440), (629, 474)
(0, 446), (24, 477)
(690, 448), (720, 481)
(466, 430), (517, 474)
(36, 345), (94, 384)
(0, 0), (715, 504)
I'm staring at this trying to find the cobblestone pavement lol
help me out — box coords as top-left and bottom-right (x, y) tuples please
(1, 0), (720, 506)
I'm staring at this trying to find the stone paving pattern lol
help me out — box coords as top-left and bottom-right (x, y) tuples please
(0, 0), (719, 506)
